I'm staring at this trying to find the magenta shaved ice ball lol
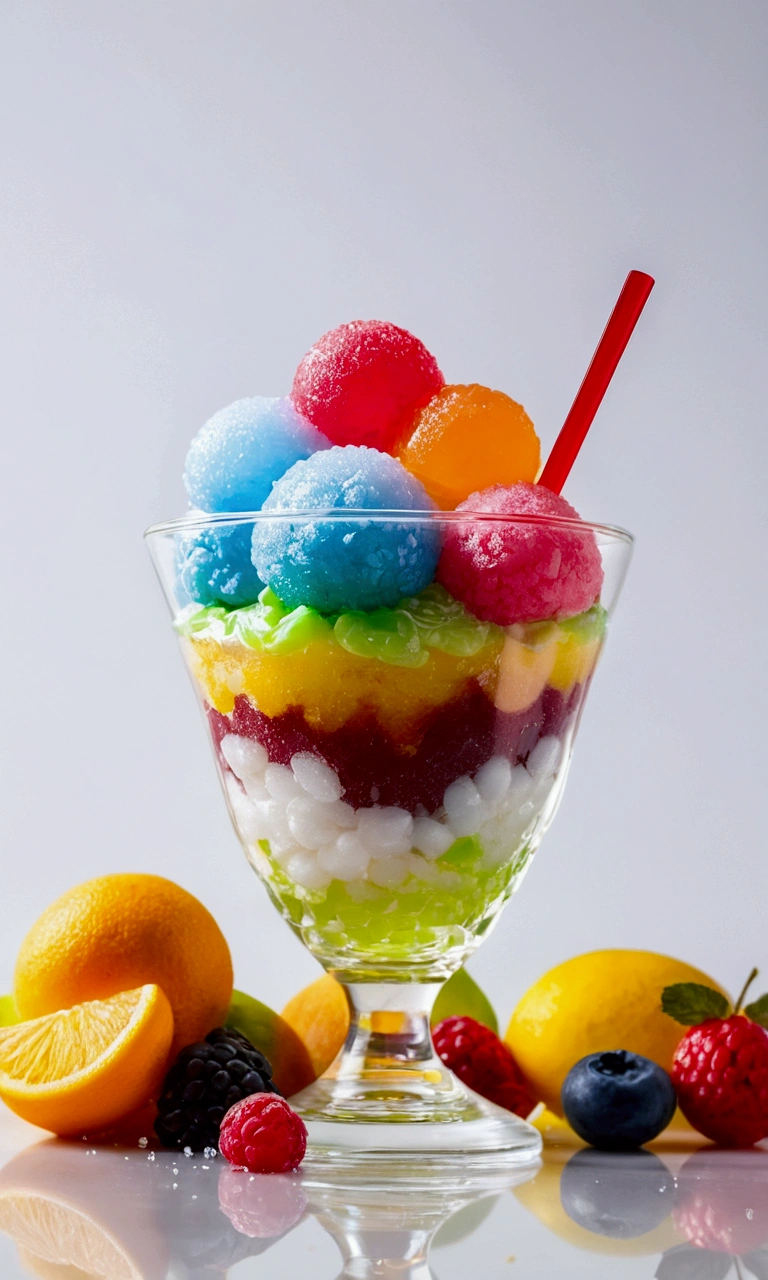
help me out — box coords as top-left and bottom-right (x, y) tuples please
(437, 483), (604, 625)
(291, 320), (444, 453)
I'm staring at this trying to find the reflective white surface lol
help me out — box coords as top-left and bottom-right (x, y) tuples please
(2, 1110), (767, 1279)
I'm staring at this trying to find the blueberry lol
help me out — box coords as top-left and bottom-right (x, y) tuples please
(561, 1049), (677, 1151)
(560, 1148), (676, 1238)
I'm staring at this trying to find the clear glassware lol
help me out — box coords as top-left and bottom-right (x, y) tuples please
(146, 509), (632, 1166)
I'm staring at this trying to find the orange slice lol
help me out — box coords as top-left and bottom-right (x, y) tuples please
(0, 985), (173, 1135)
(0, 1140), (168, 1279)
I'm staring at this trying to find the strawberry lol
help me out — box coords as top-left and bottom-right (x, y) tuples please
(663, 968), (768, 1148)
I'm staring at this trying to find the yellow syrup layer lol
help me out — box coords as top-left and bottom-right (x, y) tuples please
(185, 632), (504, 736)
(186, 604), (604, 737)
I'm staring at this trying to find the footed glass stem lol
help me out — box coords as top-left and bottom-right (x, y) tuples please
(292, 982), (541, 1166)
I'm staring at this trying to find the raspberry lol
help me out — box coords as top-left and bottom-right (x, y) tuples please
(432, 1015), (536, 1117)
(671, 1015), (768, 1147)
(219, 1093), (308, 1174)
(218, 1164), (307, 1237)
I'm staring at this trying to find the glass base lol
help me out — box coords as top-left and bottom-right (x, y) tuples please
(290, 981), (542, 1168)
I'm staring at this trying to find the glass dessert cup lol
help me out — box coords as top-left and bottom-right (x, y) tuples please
(146, 510), (632, 1166)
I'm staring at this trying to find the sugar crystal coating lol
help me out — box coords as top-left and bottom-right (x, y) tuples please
(437, 483), (603, 624)
(291, 320), (444, 452)
(251, 445), (441, 613)
(176, 520), (264, 608)
(398, 384), (541, 508)
(184, 396), (329, 513)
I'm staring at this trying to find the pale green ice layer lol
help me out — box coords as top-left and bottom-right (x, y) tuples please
(175, 582), (499, 666)
(255, 834), (533, 976)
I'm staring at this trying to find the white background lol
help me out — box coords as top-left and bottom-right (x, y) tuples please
(1, 0), (766, 1024)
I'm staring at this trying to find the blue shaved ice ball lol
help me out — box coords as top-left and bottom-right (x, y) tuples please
(176, 520), (264, 608)
(184, 396), (330, 513)
(250, 444), (441, 614)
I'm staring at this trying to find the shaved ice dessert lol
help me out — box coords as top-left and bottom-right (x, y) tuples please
(155, 319), (619, 982)
(291, 319), (443, 451)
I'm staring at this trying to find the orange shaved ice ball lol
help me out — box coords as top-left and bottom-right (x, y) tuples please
(398, 384), (541, 509)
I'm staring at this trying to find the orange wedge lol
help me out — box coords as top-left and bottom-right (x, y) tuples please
(0, 1140), (168, 1279)
(0, 984), (173, 1135)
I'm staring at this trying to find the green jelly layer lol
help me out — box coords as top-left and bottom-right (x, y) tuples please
(176, 583), (606, 668)
(258, 835), (532, 964)
(176, 582), (500, 666)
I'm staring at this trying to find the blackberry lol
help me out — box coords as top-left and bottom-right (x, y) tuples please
(154, 1026), (280, 1152)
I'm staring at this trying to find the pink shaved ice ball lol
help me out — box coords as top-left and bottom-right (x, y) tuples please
(291, 320), (444, 453)
(437, 483), (604, 625)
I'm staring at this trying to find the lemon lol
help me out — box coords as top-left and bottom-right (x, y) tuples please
(0, 995), (20, 1027)
(505, 949), (727, 1115)
(0, 984), (173, 1135)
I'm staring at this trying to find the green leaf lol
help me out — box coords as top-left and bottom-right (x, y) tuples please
(661, 982), (731, 1026)
(745, 993), (768, 1028)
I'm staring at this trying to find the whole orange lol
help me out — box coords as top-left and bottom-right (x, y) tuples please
(14, 874), (233, 1054)
(281, 974), (350, 1078)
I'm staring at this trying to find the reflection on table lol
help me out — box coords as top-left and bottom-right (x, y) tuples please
(0, 1131), (766, 1278)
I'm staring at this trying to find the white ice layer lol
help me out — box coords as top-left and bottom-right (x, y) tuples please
(220, 732), (565, 892)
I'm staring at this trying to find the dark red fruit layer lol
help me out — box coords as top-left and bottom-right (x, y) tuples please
(208, 682), (582, 812)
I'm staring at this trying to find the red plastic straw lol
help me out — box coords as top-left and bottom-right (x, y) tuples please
(538, 270), (655, 494)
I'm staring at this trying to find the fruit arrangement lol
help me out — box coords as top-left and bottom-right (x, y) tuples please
(170, 317), (614, 976)
(0, 875), (310, 1174)
(277, 950), (768, 1151)
(2, 875), (767, 1162)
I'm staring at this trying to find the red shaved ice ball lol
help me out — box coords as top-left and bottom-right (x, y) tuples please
(291, 320), (444, 453)
(437, 483), (604, 625)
